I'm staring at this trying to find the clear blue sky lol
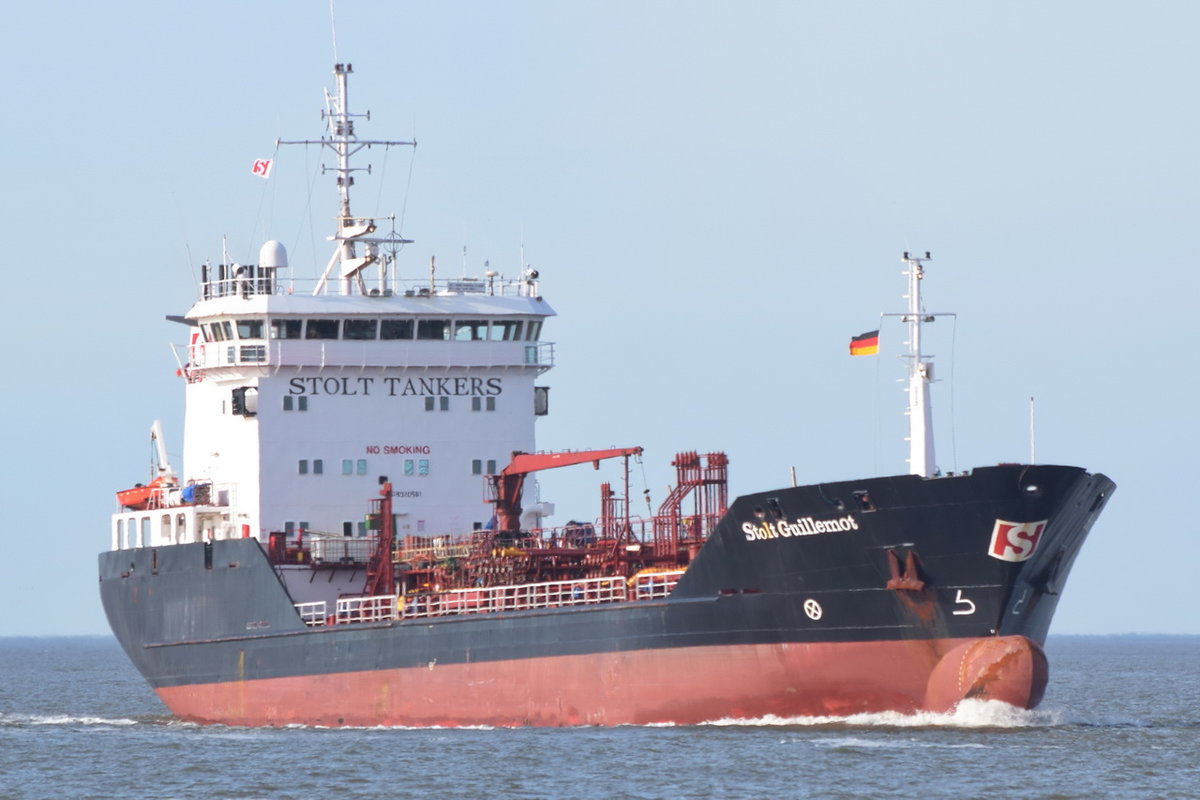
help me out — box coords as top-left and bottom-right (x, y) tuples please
(2, 1), (1196, 636)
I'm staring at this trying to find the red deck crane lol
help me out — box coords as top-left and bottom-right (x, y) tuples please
(491, 447), (643, 534)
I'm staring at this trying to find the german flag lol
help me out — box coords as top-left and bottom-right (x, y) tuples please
(849, 330), (880, 356)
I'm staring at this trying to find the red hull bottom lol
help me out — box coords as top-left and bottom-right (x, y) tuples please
(156, 635), (1047, 727)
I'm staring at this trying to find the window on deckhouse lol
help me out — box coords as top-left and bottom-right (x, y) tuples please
(305, 320), (339, 339)
(416, 319), (450, 340)
(343, 319), (377, 340)
(454, 320), (489, 341)
(237, 319), (264, 339)
(490, 320), (523, 341)
(380, 319), (414, 339)
(271, 319), (302, 339)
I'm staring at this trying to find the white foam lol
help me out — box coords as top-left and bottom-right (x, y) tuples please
(694, 700), (1061, 730)
(0, 712), (140, 727)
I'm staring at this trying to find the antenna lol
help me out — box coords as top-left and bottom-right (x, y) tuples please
(329, 0), (339, 64)
(1029, 396), (1037, 464)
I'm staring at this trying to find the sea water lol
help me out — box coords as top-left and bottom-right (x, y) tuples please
(0, 636), (1196, 799)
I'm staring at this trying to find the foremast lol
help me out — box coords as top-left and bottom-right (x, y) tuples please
(892, 251), (952, 479)
(278, 62), (417, 296)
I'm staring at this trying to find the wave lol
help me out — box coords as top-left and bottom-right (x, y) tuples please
(0, 712), (142, 728)
(690, 699), (1062, 730)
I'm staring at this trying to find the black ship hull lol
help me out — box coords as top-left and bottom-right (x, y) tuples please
(99, 464), (1113, 726)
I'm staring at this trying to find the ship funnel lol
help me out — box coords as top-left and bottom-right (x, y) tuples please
(259, 240), (289, 269)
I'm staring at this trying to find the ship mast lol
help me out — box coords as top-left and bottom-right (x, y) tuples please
(901, 251), (936, 478)
(278, 63), (416, 296)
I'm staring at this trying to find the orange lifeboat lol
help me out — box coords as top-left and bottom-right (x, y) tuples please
(116, 476), (175, 510)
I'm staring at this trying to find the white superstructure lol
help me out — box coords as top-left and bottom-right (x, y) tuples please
(113, 63), (553, 549)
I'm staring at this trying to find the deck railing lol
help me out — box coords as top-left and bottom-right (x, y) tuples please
(336, 595), (397, 624)
(295, 601), (328, 626)
(294, 570), (686, 628)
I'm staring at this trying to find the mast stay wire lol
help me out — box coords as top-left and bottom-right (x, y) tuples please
(244, 141), (281, 265)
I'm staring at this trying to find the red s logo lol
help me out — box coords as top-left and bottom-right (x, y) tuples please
(988, 519), (1047, 562)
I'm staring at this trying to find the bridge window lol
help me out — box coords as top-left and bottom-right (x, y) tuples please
(416, 319), (450, 340)
(207, 321), (234, 342)
(454, 320), (489, 341)
(306, 320), (339, 339)
(237, 319), (264, 339)
(526, 320), (542, 341)
(271, 319), (302, 339)
(381, 319), (414, 339)
(343, 319), (378, 340)
(490, 320), (523, 341)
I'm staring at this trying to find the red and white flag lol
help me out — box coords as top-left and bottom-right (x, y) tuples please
(251, 158), (273, 179)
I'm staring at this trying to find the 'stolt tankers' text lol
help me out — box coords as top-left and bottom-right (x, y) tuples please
(288, 376), (502, 397)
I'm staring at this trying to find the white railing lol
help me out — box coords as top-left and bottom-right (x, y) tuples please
(296, 601), (328, 627)
(631, 570), (685, 600)
(335, 595), (396, 624)
(311, 536), (377, 564)
(403, 575), (627, 620)
(200, 275), (542, 301)
(293, 571), (684, 627)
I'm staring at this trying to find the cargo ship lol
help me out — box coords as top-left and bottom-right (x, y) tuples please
(100, 62), (1114, 726)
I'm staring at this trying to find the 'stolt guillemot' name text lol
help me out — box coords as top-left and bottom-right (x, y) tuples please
(742, 514), (859, 541)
